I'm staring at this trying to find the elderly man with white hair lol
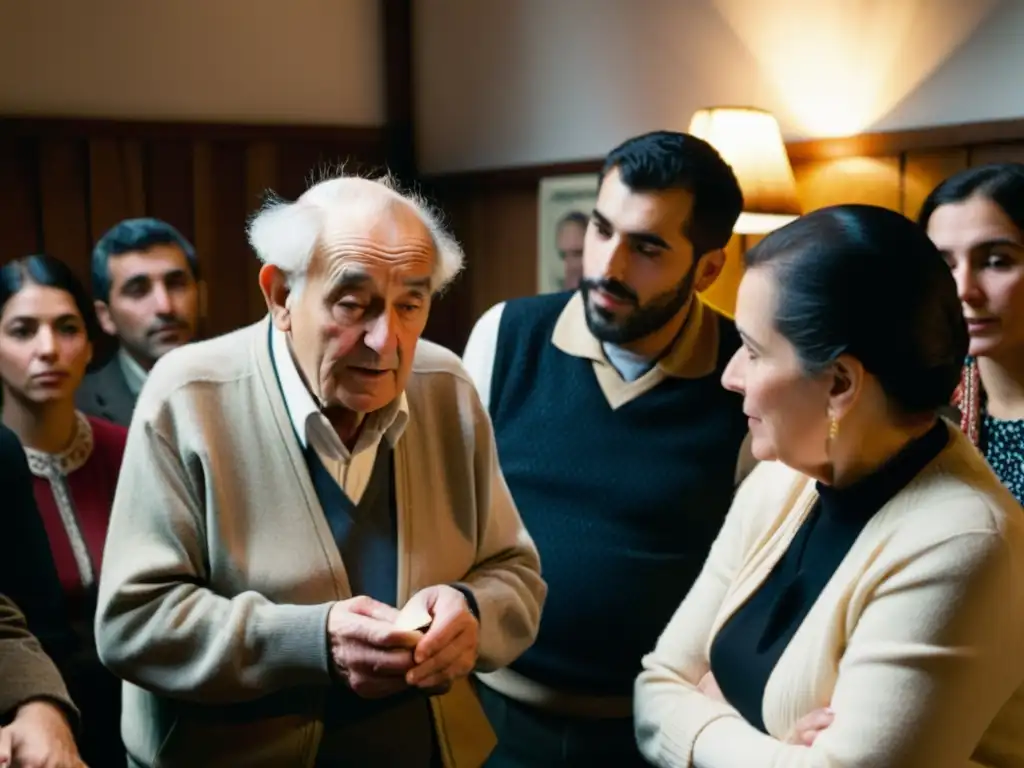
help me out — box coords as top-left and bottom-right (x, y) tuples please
(93, 173), (546, 768)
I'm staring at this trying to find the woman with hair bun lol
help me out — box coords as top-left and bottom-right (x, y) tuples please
(635, 204), (1024, 767)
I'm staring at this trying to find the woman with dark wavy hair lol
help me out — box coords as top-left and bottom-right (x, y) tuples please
(920, 162), (1024, 505)
(635, 205), (1024, 767)
(0, 254), (126, 766)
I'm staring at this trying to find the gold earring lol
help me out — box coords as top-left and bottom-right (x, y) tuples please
(828, 416), (840, 441)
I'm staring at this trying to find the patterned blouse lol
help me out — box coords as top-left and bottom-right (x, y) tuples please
(20, 411), (128, 768)
(980, 414), (1024, 506)
(953, 357), (1024, 506)
(23, 411), (127, 605)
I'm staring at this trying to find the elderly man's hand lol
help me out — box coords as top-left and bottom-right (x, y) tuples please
(326, 596), (423, 699)
(0, 700), (87, 768)
(403, 585), (479, 695)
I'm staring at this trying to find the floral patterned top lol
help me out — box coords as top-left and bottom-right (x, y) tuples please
(980, 414), (1024, 506)
(953, 357), (1024, 505)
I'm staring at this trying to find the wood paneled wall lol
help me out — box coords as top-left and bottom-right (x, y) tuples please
(6, 115), (1024, 357)
(0, 118), (386, 343)
(423, 120), (1024, 354)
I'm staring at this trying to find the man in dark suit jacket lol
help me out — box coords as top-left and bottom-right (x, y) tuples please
(0, 594), (84, 768)
(76, 218), (200, 427)
(74, 356), (138, 428)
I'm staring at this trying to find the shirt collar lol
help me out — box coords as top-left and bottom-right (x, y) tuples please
(24, 411), (94, 478)
(118, 347), (149, 396)
(269, 325), (408, 450)
(551, 291), (720, 379)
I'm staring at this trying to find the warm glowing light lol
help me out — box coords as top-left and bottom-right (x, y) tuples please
(689, 107), (800, 234)
(710, 0), (1000, 137)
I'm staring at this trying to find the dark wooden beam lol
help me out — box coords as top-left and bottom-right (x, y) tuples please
(382, 0), (416, 182)
(419, 117), (1024, 191)
(786, 117), (1024, 163)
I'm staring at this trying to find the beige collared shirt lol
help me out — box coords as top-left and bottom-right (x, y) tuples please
(118, 347), (149, 397)
(462, 292), (756, 484)
(270, 326), (408, 504)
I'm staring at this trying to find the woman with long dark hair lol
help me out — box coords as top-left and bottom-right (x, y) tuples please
(0, 254), (126, 766)
(920, 162), (1024, 504)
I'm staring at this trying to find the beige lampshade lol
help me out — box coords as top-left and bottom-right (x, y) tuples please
(688, 107), (801, 235)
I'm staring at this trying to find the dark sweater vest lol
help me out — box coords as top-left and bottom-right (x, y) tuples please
(490, 291), (749, 696)
(266, 330), (435, 764)
(302, 448), (436, 765)
(301, 446), (398, 607)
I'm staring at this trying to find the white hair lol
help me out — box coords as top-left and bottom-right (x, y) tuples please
(247, 169), (464, 296)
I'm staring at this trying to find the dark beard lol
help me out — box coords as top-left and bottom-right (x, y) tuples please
(580, 269), (695, 345)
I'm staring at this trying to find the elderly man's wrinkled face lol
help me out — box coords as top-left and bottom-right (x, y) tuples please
(276, 200), (435, 415)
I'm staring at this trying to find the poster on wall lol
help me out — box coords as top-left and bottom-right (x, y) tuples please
(537, 173), (598, 295)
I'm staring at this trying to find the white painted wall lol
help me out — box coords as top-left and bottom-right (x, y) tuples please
(414, 0), (1021, 173)
(0, 0), (383, 125)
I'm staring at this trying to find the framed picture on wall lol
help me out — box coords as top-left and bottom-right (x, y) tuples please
(537, 173), (598, 295)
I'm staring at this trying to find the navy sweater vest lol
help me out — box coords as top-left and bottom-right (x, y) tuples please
(301, 445), (398, 606)
(489, 291), (749, 696)
(302, 446), (437, 761)
(267, 332), (434, 755)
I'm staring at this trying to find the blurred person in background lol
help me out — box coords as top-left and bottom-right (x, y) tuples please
(556, 210), (588, 291)
(76, 218), (199, 427)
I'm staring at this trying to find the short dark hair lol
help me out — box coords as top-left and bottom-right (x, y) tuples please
(91, 218), (199, 302)
(599, 130), (744, 257)
(0, 254), (103, 349)
(918, 162), (1024, 234)
(557, 210), (589, 230)
(745, 204), (967, 416)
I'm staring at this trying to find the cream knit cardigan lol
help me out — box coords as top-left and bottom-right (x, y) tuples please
(636, 425), (1024, 768)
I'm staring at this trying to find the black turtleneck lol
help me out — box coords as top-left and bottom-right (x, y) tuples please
(708, 419), (950, 732)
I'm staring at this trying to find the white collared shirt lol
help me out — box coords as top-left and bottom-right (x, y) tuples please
(118, 347), (149, 396)
(270, 326), (408, 504)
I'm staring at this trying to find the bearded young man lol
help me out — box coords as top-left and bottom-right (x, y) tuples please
(463, 130), (755, 766)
